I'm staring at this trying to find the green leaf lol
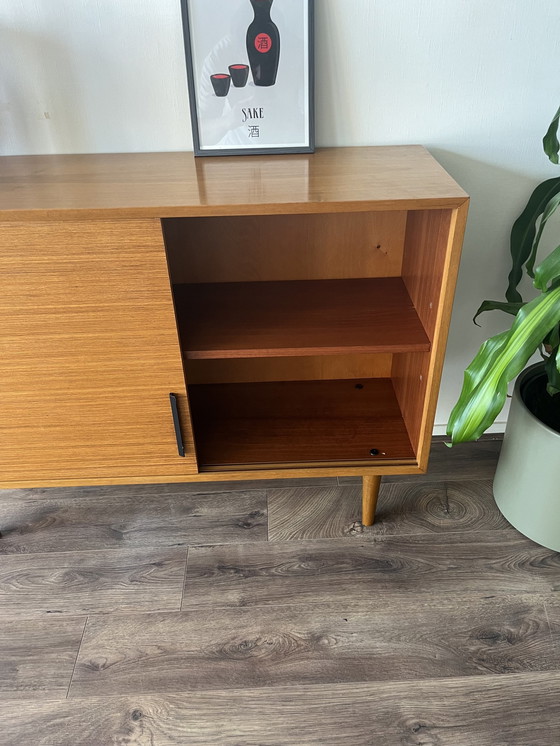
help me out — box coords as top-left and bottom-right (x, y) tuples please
(544, 346), (560, 395)
(526, 193), (560, 278)
(473, 300), (524, 326)
(447, 330), (511, 443)
(543, 106), (560, 164)
(506, 177), (560, 303)
(447, 286), (560, 444)
(545, 323), (560, 349)
(534, 243), (560, 291)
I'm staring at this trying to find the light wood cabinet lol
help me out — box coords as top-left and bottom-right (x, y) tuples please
(0, 147), (468, 523)
(0, 220), (196, 483)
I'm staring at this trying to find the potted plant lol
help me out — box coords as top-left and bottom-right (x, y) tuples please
(447, 105), (560, 550)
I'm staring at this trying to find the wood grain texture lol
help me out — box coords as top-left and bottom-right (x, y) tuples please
(392, 210), (453, 454)
(4, 672), (560, 745)
(0, 489), (267, 554)
(0, 220), (197, 485)
(175, 278), (430, 359)
(0, 146), (468, 489)
(361, 475), (381, 526)
(1, 442), (558, 746)
(540, 596), (560, 634)
(0, 463), (423, 489)
(0, 476), (335, 500)
(393, 202), (469, 468)
(188, 378), (415, 467)
(392, 350), (431, 455)
(267, 480), (509, 541)
(30, 438), (495, 489)
(0, 547), (186, 618)
(402, 209), (454, 341)
(0, 147), (468, 222)
(183, 532), (560, 609)
(184, 353), (393, 384)
(338, 437), (503, 485)
(0, 616), (86, 700)
(69, 595), (554, 697)
(371, 479), (510, 535)
(268, 485), (364, 541)
(164, 211), (406, 283)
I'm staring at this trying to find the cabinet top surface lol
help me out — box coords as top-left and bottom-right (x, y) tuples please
(0, 146), (468, 221)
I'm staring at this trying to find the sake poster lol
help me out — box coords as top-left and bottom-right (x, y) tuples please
(181, 0), (314, 155)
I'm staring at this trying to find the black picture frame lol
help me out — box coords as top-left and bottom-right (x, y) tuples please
(180, 0), (314, 156)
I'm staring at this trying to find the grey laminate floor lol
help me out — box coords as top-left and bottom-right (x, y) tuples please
(2, 438), (560, 745)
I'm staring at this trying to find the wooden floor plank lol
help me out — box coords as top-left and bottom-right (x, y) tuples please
(68, 595), (555, 697)
(373, 479), (509, 534)
(0, 548), (187, 619)
(3, 438), (556, 746)
(184, 532), (560, 609)
(0, 489), (267, 554)
(268, 480), (509, 541)
(268, 485), (363, 541)
(3, 672), (560, 745)
(542, 595), (560, 633)
(0, 616), (86, 700)
(0, 475), (335, 501)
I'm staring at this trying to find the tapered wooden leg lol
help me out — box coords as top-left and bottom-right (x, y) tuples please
(362, 475), (381, 526)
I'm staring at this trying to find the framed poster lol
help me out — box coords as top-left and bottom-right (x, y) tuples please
(180, 0), (314, 156)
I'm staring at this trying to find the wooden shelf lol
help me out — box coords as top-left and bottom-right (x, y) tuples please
(188, 378), (416, 469)
(174, 278), (430, 360)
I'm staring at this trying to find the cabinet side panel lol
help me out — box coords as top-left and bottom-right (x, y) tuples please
(401, 209), (452, 341)
(163, 212), (407, 283)
(0, 220), (197, 484)
(392, 351), (432, 458)
(394, 203), (469, 463)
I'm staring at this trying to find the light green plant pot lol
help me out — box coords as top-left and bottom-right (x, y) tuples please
(493, 363), (560, 551)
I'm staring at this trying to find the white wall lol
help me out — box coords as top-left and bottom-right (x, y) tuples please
(2, 1), (559, 433)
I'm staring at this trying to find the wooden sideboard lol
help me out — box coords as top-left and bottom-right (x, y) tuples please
(0, 146), (468, 524)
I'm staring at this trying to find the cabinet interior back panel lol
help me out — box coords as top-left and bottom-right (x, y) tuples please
(163, 212), (407, 283)
(184, 354), (394, 384)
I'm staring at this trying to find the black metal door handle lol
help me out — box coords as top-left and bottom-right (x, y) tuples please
(169, 393), (185, 457)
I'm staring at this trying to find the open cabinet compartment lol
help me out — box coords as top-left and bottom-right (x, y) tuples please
(162, 205), (453, 473)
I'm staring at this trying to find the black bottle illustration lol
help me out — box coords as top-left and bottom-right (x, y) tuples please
(246, 0), (280, 87)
